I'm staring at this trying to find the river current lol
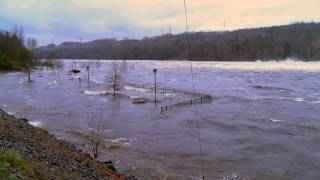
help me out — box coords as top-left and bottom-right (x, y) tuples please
(0, 60), (320, 179)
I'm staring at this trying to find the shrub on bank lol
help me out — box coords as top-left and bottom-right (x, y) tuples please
(0, 52), (14, 70)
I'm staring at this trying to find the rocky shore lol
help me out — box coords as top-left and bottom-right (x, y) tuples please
(0, 108), (135, 180)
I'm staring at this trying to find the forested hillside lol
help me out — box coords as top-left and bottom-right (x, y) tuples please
(36, 22), (320, 61)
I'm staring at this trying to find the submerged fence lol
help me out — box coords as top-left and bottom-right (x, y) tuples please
(125, 83), (213, 113)
(158, 87), (207, 97)
(158, 86), (212, 113)
(160, 95), (212, 113)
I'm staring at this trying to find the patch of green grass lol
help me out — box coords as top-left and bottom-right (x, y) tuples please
(0, 149), (26, 180)
(0, 149), (26, 167)
(0, 161), (10, 178)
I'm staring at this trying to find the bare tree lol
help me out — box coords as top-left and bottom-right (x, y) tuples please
(25, 37), (38, 82)
(12, 24), (24, 44)
(107, 62), (122, 95)
(26, 38), (38, 51)
(10, 25), (25, 67)
(120, 59), (128, 73)
(25, 60), (32, 82)
(88, 113), (103, 159)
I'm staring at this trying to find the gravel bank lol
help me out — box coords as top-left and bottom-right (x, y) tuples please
(0, 108), (135, 180)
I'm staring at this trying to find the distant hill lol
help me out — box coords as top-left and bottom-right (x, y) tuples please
(36, 22), (320, 61)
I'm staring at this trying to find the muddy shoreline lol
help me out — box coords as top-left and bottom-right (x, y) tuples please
(0, 108), (136, 180)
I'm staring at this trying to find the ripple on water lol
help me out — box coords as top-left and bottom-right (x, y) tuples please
(250, 85), (291, 92)
(242, 96), (319, 104)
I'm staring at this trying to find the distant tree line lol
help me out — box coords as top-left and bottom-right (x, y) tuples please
(0, 25), (37, 71)
(36, 22), (320, 61)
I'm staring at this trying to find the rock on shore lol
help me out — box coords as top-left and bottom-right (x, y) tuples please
(0, 108), (134, 180)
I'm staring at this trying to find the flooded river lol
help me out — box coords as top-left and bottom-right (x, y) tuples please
(1, 60), (320, 179)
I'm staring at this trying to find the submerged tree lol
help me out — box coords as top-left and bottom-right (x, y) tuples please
(25, 37), (38, 82)
(120, 59), (128, 73)
(107, 62), (122, 95)
(88, 113), (103, 159)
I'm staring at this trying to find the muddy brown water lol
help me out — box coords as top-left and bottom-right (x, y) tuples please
(1, 60), (320, 179)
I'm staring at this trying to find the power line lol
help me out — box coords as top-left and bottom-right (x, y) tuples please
(183, 0), (205, 179)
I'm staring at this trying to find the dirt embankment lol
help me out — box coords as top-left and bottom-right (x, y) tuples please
(0, 108), (136, 180)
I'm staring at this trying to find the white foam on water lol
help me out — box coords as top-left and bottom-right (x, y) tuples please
(221, 172), (239, 180)
(270, 118), (285, 123)
(26, 99), (37, 106)
(246, 96), (317, 104)
(29, 121), (43, 127)
(292, 98), (304, 102)
(309, 100), (320, 104)
(42, 69), (53, 73)
(165, 93), (175, 96)
(124, 85), (149, 92)
(143, 59), (320, 72)
(7, 111), (15, 115)
(83, 90), (108, 96)
(48, 79), (60, 86)
(130, 96), (148, 100)
(1, 104), (7, 108)
(18, 78), (26, 84)
(105, 137), (136, 146)
(286, 97), (320, 104)
(100, 98), (108, 102)
(90, 79), (104, 85)
(86, 127), (93, 131)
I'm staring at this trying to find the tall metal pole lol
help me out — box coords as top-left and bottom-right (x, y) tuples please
(183, 0), (205, 179)
(153, 69), (157, 103)
(87, 66), (90, 90)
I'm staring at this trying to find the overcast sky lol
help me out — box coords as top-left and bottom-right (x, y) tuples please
(0, 0), (319, 45)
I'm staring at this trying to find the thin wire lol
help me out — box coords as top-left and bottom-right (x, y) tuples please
(183, 0), (205, 179)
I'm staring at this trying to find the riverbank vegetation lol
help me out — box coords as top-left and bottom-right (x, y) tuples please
(36, 22), (320, 61)
(0, 25), (37, 71)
